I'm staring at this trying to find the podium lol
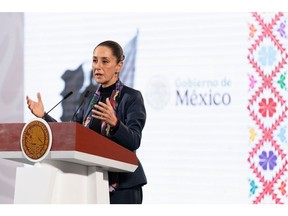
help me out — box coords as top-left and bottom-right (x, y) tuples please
(0, 122), (138, 204)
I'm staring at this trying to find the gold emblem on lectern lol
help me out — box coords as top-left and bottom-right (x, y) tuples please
(20, 118), (52, 162)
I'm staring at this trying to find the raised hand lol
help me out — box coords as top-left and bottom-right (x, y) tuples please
(26, 92), (45, 118)
(92, 98), (118, 127)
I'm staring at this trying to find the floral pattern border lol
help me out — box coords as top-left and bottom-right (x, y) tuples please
(248, 12), (288, 204)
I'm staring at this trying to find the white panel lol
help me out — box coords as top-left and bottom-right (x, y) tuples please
(0, 13), (24, 123)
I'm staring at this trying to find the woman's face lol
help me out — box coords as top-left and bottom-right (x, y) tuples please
(92, 45), (122, 87)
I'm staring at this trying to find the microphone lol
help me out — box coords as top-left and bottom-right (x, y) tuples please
(46, 91), (73, 115)
(70, 90), (90, 122)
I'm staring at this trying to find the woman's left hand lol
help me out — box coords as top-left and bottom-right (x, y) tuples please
(92, 98), (118, 126)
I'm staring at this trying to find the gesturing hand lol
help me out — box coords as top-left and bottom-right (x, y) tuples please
(26, 92), (45, 118)
(92, 98), (118, 127)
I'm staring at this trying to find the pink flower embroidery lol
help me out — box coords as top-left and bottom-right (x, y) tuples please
(249, 24), (257, 39)
(258, 98), (276, 117)
(278, 181), (286, 196)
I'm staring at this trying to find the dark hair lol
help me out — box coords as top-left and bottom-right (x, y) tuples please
(95, 40), (125, 63)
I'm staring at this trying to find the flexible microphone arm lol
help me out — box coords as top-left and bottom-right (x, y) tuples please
(70, 90), (90, 122)
(46, 91), (73, 115)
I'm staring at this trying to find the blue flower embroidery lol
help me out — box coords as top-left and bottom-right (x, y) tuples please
(259, 150), (277, 170)
(258, 46), (276, 66)
(249, 179), (258, 196)
(278, 127), (286, 143)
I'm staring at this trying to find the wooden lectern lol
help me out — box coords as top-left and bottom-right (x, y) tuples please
(0, 122), (138, 204)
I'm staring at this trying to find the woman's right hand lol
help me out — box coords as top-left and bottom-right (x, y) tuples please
(26, 92), (45, 118)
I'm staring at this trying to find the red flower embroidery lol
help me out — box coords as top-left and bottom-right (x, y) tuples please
(258, 98), (276, 117)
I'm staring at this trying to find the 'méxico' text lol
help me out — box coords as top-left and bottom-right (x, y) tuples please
(176, 89), (231, 106)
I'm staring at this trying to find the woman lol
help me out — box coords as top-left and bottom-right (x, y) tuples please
(26, 40), (147, 204)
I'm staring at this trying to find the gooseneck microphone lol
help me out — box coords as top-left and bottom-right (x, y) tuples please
(70, 90), (90, 122)
(45, 91), (73, 115)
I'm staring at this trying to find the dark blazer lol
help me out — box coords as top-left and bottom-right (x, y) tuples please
(44, 85), (147, 189)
